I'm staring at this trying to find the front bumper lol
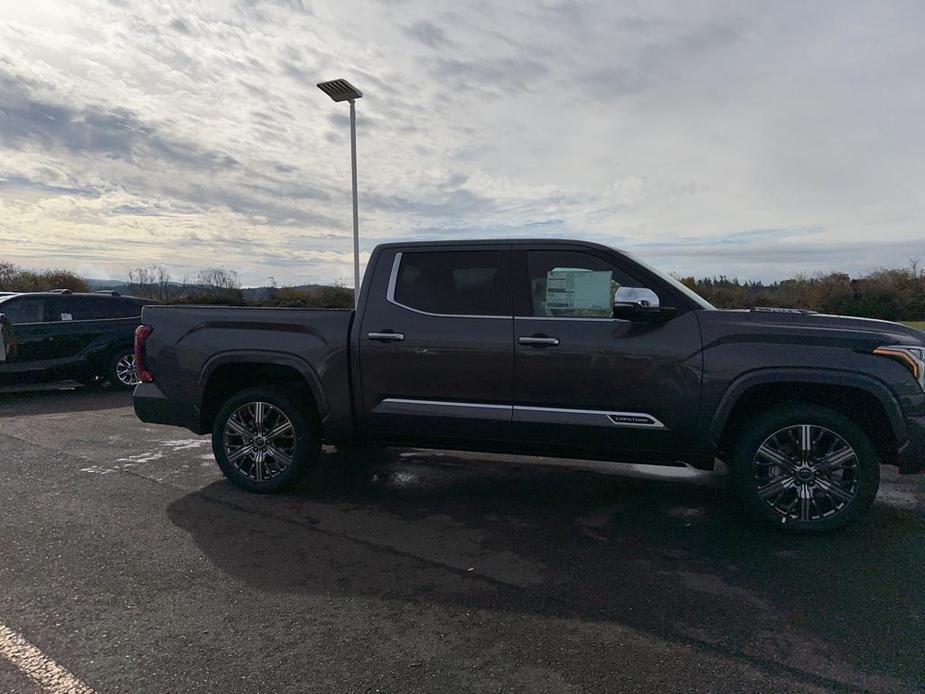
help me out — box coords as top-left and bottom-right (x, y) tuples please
(133, 382), (201, 433)
(897, 415), (925, 474)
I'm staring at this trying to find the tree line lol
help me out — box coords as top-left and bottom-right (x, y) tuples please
(676, 262), (925, 321)
(0, 262), (354, 309)
(2, 260), (923, 320)
(0, 262), (89, 293)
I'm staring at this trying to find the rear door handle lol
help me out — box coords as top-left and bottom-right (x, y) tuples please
(518, 335), (559, 346)
(368, 331), (405, 343)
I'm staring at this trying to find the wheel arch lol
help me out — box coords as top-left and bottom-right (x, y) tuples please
(197, 351), (327, 434)
(711, 369), (906, 459)
(96, 339), (135, 372)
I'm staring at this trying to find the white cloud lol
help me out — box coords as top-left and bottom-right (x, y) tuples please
(0, 0), (923, 285)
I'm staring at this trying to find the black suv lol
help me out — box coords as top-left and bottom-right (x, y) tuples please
(0, 290), (157, 389)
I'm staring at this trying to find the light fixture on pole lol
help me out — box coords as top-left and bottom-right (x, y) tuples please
(317, 78), (363, 308)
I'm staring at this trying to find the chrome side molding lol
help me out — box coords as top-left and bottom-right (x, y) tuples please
(375, 398), (666, 429)
(513, 405), (665, 429)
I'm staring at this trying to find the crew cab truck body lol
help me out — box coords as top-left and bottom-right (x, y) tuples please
(134, 240), (925, 531)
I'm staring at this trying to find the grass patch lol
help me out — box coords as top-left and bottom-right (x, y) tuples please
(903, 321), (925, 331)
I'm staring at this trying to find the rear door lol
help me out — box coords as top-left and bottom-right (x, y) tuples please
(46, 296), (112, 363)
(358, 246), (514, 443)
(46, 296), (145, 372)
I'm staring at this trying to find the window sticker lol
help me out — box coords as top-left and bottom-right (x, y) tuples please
(61, 313), (73, 321)
(545, 268), (612, 312)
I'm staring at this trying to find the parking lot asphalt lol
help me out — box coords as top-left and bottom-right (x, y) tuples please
(0, 387), (923, 693)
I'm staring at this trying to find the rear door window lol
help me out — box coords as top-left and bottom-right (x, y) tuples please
(54, 296), (142, 320)
(99, 298), (144, 318)
(56, 297), (101, 320)
(392, 250), (509, 316)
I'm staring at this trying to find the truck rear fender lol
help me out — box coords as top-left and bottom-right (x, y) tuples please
(197, 350), (328, 430)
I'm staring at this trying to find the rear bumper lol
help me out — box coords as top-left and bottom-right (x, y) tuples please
(133, 382), (201, 433)
(897, 415), (925, 474)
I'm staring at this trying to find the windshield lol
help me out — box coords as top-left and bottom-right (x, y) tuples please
(619, 251), (715, 310)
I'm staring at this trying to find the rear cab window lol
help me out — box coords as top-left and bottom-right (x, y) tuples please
(390, 250), (509, 316)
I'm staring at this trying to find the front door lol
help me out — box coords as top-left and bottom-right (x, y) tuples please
(511, 246), (703, 458)
(359, 246), (514, 443)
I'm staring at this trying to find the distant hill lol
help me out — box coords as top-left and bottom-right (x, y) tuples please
(83, 279), (338, 299)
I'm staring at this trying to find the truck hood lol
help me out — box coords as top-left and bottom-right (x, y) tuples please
(698, 308), (925, 350)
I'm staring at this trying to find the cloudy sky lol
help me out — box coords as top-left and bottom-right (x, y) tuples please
(0, 0), (923, 286)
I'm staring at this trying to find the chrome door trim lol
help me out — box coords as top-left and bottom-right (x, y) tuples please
(382, 398), (511, 410)
(513, 405), (666, 429)
(385, 252), (512, 320)
(375, 397), (513, 421)
(374, 398), (665, 429)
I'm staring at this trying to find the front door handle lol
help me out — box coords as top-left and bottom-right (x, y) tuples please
(368, 331), (405, 343)
(518, 335), (559, 346)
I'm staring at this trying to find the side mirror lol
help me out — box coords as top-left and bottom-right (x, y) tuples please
(612, 287), (675, 322)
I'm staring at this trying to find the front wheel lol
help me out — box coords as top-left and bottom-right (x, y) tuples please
(212, 386), (320, 493)
(730, 403), (880, 533)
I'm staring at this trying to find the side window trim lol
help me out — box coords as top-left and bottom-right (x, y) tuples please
(385, 251), (513, 320)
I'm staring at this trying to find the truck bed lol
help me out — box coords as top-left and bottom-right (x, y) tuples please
(134, 305), (354, 436)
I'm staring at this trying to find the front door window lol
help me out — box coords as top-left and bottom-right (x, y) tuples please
(526, 250), (657, 319)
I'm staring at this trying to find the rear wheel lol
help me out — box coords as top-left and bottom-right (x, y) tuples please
(730, 402), (879, 532)
(106, 350), (139, 389)
(212, 386), (320, 493)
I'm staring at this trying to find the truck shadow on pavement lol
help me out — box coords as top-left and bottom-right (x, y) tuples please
(167, 449), (925, 690)
(0, 385), (131, 416)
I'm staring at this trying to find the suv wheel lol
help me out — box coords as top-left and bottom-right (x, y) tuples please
(107, 350), (139, 389)
(730, 403), (880, 532)
(212, 386), (320, 493)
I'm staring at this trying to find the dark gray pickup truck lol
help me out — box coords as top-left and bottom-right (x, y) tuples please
(134, 239), (925, 532)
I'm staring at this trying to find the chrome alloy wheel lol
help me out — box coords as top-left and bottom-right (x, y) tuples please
(115, 354), (139, 386)
(222, 401), (296, 482)
(753, 424), (860, 522)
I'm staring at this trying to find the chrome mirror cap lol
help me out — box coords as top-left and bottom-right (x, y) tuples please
(614, 286), (660, 310)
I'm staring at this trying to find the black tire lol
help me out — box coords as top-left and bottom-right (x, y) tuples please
(212, 386), (320, 493)
(106, 350), (139, 390)
(730, 402), (879, 533)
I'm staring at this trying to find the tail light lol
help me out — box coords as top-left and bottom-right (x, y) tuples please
(134, 325), (155, 383)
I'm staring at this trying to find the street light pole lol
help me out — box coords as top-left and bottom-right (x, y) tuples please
(317, 78), (364, 308)
(349, 99), (360, 309)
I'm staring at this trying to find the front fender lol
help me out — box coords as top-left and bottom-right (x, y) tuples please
(708, 367), (906, 448)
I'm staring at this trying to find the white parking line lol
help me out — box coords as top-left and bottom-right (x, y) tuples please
(0, 623), (94, 694)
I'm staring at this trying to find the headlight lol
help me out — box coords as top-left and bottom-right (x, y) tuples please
(873, 345), (925, 390)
